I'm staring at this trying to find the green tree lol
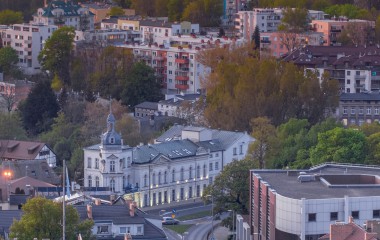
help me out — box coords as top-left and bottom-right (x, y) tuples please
(167, 0), (185, 21)
(0, 47), (19, 78)
(0, 113), (27, 140)
(376, 15), (380, 43)
(113, 0), (132, 8)
(248, 117), (276, 169)
(9, 197), (94, 240)
(182, 0), (223, 27)
(309, 127), (367, 165)
(18, 80), (60, 135)
(252, 25), (260, 49)
(109, 6), (125, 16)
(203, 158), (256, 215)
(325, 4), (363, 19)
(121, 62), (163, 107)
(0, 10), (23, 25)
(38, 26), (75, 87)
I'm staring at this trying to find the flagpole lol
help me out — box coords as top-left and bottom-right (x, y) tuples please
(63, 159), (66, 240)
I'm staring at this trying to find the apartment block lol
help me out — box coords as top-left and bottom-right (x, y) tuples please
(250, 163), (380, 240)
(311, 19), (375, 46)
(283, 45), (380, 93)
(0, 23), (57, 75)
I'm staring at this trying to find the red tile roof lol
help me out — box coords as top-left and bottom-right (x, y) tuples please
(0, 140), (46, 160)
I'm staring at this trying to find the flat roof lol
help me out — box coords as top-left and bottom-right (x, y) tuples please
(252, 163), (380, 199)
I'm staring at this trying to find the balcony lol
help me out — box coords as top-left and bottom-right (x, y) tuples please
(25, 55), (32, 60)
(355, 83), (365, 88)
(24, 39), (32, 44)
(24, 47), (32, 52)
(175, 58), (189, 64)
(175, 75), (189, 81)
(175, 84), (189, 90)
(355, 75), (366, 80)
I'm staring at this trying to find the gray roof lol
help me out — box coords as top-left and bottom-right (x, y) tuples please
(139, 19), (172, 28)
(340, 93), (380, 101)
(135, 101), (158, 110)
(0, 210), (22, 235)
(133, 139), (200, 164)
(156, 125), (247, 150)
(253, 163), (380, 199)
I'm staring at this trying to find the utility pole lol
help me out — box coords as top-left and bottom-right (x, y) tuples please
(63, 159), (66, 240)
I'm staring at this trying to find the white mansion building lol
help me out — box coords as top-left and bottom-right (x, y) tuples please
(84, 112), (254, 207)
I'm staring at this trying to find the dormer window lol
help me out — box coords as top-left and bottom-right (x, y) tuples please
(110, 137), (114, 144)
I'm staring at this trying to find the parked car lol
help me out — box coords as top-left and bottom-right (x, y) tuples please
(162, 217), (180, 225)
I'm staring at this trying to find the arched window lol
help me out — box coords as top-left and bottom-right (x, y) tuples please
(144, 174), (148, 187)
(110, 179), (115, 192)
(203, 164), (207, 178)
(189, 166), (192, 179)
(95, 176), (99, 187)
(164, 171), (167, 184)
(180, 168), (184, 181)
(152, 173), (156, 185)
(172, 169), (175, 182)
(88, 175), (92, 187)
(197, 165), (200, 178)
(110, 160), (115, 172)
(158, 172), (162, 185)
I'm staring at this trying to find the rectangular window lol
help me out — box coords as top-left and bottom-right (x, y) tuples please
(376, 108), (379, 115)
(347, 71), (351, 76)
(352, 211), (359, 219)
(137, 226), (142, 234)
(373, 210), (380, 218)
(172, 189), (176, 201)
(95, 158), (99, 169)
(233, 148), (237, 155)
(120, 227), (127, 233)
(367, 107), (371, 115)
(180, 188), (184, 200)
(343, 107), (347, 114)
(347, 79), (350, 84)
(215, 162), (219, 170)
(240, 145), (243, 154)
(97, 226), (109, 234)
(209, 163), (213, 171)
(330, 212), (338, 221)
(209, 176), (213, 184)
(87, 157), (92, 168)
(359, 108), (364, 115)
(351, 108), (355, 115)
(308, 213), (316, 222)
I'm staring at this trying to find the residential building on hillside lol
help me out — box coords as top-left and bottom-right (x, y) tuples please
(33, 0), (95, 31)
(0, 23), (57, 75)
(0, 80), (34, 111)
(80, 2), (135, 25)
(0, 140), (57, 167)
(283, 45), (380, 93)
(249, 163), (380, 240)
(311, 19), (375, 46)
(75, 29), (141, 45)
(134, 101), (158, 118)
(121, 43), (211, 94)
(260, 31), (324, 58)
(83, 111), (253, 207)
(235, 8), (325, 41)
(319, 217), (379, 240)
(338, 93), (380, 126)
(223, 0), (250, 26)
(158, 94), (201, 117)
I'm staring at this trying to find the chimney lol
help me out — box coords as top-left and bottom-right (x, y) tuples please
(349, 216), (354, 223)
(129, 202), (135, 217)
(44, 0), (48, 7)
(87, 204), (93, 219)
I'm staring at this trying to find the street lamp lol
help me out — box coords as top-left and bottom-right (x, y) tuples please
(3, 170), (12, 201)
(228, 210), (235, 240)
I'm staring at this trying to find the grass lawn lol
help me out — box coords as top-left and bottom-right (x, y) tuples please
(164, 224), (194, 234)
(177, 210), (211, 221)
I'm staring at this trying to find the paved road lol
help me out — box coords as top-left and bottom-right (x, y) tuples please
(145, 201), (210, 216)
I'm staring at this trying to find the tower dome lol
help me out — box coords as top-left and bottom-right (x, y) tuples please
(101, 111), (122, 146)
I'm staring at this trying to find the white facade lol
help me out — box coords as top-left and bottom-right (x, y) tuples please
(33, 1), (94, 31)
(275, 194), (380, 239)
(84, 116), (254, 208)
(0, 24), (57, 75)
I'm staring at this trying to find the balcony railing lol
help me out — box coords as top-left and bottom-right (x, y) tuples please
(175, 58), (189, 64)
(175, 84), (189, 90)
(175, 75), (189, 81)
(355, 75), (366, 80)
(354, 83), (365, 88)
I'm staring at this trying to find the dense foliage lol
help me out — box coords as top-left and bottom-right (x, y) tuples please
(199, 44), (339, 131)
(0, 10), (23, 25)
(9, 197), (94, 240)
